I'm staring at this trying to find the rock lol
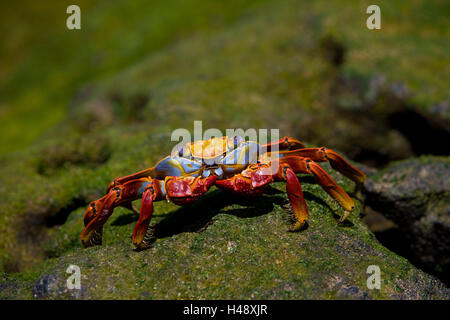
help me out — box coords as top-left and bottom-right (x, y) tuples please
(31, 272), (88, 299)
(364, 156), (450, 284)
(1, 163), (448, 299)
(32, 274), (59, 298)
(328, 276), (370, 300)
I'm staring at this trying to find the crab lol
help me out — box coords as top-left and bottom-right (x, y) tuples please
(80, 136), (366, 249)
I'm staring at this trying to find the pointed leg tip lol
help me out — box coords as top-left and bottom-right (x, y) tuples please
(133, 244), (152, 251)
(81, 238), (102, 248)
(338, 210), (351, 224)
(132, 228), (155, 251)
(288, 221), (308, 232)
(81, 229), (103, 248)
(132, 240), (153, 251)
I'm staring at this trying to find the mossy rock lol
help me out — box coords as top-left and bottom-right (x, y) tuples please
(364, 156), (450, 284)
(1, 161), (448, 299)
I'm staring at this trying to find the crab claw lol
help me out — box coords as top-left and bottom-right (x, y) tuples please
(83, 196), (107, 227)
(80, 224), (104, 248)
(166, 175), (217, 205)
(81, 188), (122, 247)
(248, 164), (273, 188)
(216, 164), (273, 195)
(81, 197), (109, 247)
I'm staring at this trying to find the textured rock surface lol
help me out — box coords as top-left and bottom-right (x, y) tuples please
(364, 156), (450, 284)
(1, 164), (448, 299)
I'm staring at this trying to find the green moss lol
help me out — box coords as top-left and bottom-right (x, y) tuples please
(0, 0), (274, 154)
(1, 0), (448, 154)
(1, 161), (447, 299)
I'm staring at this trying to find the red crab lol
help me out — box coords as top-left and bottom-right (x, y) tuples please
(81, 136), (366, 249)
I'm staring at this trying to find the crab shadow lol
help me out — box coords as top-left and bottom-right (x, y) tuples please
(111, 186), (287, 244)
(149, 187), (287, 240)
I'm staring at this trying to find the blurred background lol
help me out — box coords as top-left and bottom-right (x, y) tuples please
(0, 0), (448, 297)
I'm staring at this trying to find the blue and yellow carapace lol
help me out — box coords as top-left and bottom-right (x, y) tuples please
(81, 136), (366, 249)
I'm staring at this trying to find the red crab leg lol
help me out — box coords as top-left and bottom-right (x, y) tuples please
(273, 147), (366, 186)
(132, 175), (217, 249)
(261, 136), (305, 153)
(278, 156), (356, 223)
(275, 163), (309, 231)
(81, 177), (163, 247)
(106, 167), (157, 193)
(132, 187), (155, 249)
(216, 162), (308, 231)
(82, 175), (217, 249)
(132, 175), (216, 249)
(83, 194), (107, 227)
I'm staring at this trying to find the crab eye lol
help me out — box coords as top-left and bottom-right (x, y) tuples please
(178, 146), (184, 157)
(233, 136), (243, 147)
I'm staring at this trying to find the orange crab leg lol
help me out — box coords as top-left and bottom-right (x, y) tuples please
(275, 163), (309, 231)
(81, 187), (123, 246)
(131, 175), (216, 249)
(261, 136), (305, 153)
(217, 162), (309, 231)
(81, 177), (162, 247)
(278, 156), (356, 223)
(106, 167), (157, 193)
(81, 175), (217, 248)
(273, 147), (366, 186)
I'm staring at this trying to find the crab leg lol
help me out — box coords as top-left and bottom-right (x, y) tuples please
(273, 147), (366, 186)
(216, 162), (309, 231)
(132, 187), (156, 249)
(278, 156), (356, 223)
(81, 189), (122, 247)
(275, 163), (309, 231)
(261, 136), (305, 153)
(132, 175), (216, 249)
(81, 177), (163, 247)
(106, 167), (157, 193)
(81, 175), (216, 248)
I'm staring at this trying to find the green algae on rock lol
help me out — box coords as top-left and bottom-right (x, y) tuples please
(0, 162), (448, 299)
(364, 156), (450, 285)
